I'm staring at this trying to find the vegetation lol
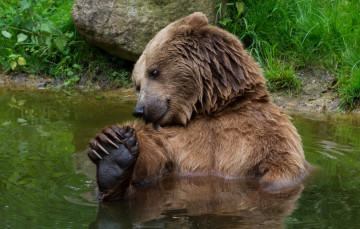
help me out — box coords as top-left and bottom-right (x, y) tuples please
(0, 0), (359, 109)
(217, 0), (360, 109)
(0, 0), (132, 87)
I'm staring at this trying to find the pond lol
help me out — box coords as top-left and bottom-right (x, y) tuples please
(0, 89), (359, 228)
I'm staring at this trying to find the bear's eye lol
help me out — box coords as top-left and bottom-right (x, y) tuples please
(135, 85), (140, 91)
(148, 67), (160, 79)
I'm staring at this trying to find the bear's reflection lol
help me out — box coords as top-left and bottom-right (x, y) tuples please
(89, 177), (303, 228)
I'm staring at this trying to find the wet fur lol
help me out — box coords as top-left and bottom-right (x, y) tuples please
(90, 12), (310, 199)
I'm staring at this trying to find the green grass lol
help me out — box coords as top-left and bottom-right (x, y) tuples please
(340, 67), (360, 109)
(0, 0), (132, 87)
(217, 0), (360, 109)
(265, 57), (301, 92)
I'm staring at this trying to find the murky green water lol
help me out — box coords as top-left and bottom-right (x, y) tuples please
(0, 89), (359, 228)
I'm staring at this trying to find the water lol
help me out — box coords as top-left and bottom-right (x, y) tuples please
(0, 89), (359, 228)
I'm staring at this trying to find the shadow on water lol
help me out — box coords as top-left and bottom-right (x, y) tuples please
(0, 89), (360, 228)
(89, 177), (304, 229)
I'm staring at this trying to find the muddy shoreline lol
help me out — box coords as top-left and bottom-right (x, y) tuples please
(1, 72), (359, 115)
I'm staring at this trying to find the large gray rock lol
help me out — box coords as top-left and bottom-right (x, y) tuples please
(72, 0), (219, 61)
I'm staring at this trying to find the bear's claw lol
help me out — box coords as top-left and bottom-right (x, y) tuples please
(87, 125), (139, 197)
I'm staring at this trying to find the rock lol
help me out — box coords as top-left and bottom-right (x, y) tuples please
(327, 98), (341, 111)
(72, 0), (219, 62)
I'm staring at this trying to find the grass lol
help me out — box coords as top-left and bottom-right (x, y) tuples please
(340, 68), (360, 109)
(217, 0), (360, 109)
(0, 0), (132, 87)
(265, 57), (301, 92)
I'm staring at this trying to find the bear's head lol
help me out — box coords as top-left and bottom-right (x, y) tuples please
(132, 12), (267, 126)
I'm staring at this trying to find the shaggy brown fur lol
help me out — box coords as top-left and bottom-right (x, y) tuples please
(88, 12), (310, 200)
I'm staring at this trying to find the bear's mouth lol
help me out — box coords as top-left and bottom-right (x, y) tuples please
(144, 111), (166, 125)
(142, 99), (170, 125)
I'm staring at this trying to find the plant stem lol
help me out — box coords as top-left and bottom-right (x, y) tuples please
(1, 25), (33, 34)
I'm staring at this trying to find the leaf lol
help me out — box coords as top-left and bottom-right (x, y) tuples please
(9, 54), (19, 59)
(95, 95), (104, 99)
(24, 20), (34, 31)
(66, 69), (73, 76)
(13, 15), (22, 26)
(45, 36), (52, 47)
(31, 35), (39, 44)
(54, 37), (67, 52)
(119, 71), (128, 77)
(64, 80), (71, 86)
(10, 97), (16, 103)
(17, 118), (27, 123)
(19, 0), (31, 12)
(1, 31), (12, 38)
(17, 100), (26, 106)
(10, 61), (17, 70)
(18, 57), (26, 66)
(2, 121), (11, 126)
(236, 2), (244, 15)
(64, 76), (79, 86)
(219, 18), (232, 26)
(72, 64), (81, 70)
(17, 33), (28, 42)
(40, 23), (52, 33)
(65, 32), (74, 38)
(8, 103), (21, 110)
(32, 24), (40, 32)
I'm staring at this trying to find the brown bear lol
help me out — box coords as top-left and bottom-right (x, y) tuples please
(87, 12), (311, 200)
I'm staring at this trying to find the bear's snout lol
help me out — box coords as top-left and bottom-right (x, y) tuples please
(132, 98), (168, 125)
(132, 105), (145, 119)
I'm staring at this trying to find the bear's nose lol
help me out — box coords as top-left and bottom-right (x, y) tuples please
(132, 105), (145, 118)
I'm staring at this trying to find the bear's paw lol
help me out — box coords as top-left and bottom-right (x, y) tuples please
(87, 125), (139, 198)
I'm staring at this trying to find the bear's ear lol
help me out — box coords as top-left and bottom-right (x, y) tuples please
(176, 12), (208, 29)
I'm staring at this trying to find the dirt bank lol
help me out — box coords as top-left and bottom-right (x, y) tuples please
(0, 72), (126, 90)
(270, 71), (346, 113)
(1, 71), (359, 114)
